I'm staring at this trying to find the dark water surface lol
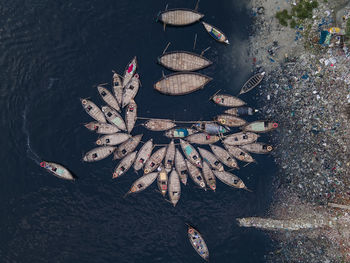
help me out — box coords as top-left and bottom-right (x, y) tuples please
(0, 0), (276, 262)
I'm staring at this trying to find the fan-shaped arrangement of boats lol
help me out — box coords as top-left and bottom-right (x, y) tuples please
(158, 51), (212, 71)
(158, 8), (204, 26)
(202, 21), (229, 44)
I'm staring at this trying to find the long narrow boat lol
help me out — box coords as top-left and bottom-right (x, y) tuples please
(241, 121), (278, 133)
(122, 74), (139, 108)
(239, 72), (265, 95)
(179, 139), (202, 168)
(186, 160), (206, 189)
(102, 106), (127, 131)
(95, 133), (131, 146)
(158, 8), (204, 26)
(113, 151), (137, 179)
(164, 140), (175, 172)
(209, 145), (239, 169)
(97, 85), (120, 112)
(164, 127), (197, 138)
(157, 166), (168, 196)
(202, 162), (216, 191)
(213, 170), (248, 190)
(215, 114), (246, 127)
(185, 133), (220, 145)
(154, 72), (212, 96)
(193, 122), (230, 135)
(122, 56), (137, 87)
(202, 21), (229, 44)
(143, 119), (176, 131)
(212, 94), (246, 107)
(239, 143), (273, 154)
(125, 99), (137, 133)
(81, 99), (106, 123)
(40, 161), (74, 180)
(223, 145), (255, 163)
(126, 172), (158, 195)
(112, 71), (123, 105)
(134, 139), (153, 172)
(223, 132), (259, 146)
(198, 147), (224, 171)
(175, 149), (189, 185)
(187, 224), (209, 261)
(224, 107), (257, 116)
(114, 134), (143, 159)
(158, 51), (212, 71)
(83, 146), (115, 162)
(84, 122), (120, 134)
(144, 147), (167, 174)
(168, 169), (181, 206)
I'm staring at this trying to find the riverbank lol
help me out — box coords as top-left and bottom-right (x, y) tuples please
(245, 0), (350, 261)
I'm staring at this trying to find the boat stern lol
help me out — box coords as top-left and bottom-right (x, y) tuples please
(224, 39), (230, 45)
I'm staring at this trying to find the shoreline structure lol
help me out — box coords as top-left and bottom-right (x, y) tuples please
(239, 0), (350, 261)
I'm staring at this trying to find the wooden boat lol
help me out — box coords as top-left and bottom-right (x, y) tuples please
(143, 119), (176, 131)
(122, 74), (139, 108)
(212, 94), (246, 107)
(224, 107), (257, 116)
(187, 224), (209, 261)
(40, 161), (74, 180)
(215, 114), (246, 127)
(209, 145), (238, 169)
(157, 166), (168, 196)
(213, 170), (248, 190)
(198, 147), (224, 171)
(223, 132), (259, 146)
(84, 122), (120, 134)
(179, 139), (202, 168)
(112, 71), (123, 105)
(125, 99), (137, 133)
(242, 121), (278, 133)
(193, 122), (230, 135)
(158, 51), (212, 72)
(202, 21), (229, 44)
(186, 160), (206, 189)
(97, 85), (120, 112)
(239, 143), (273, 154)
(158, 8), (204, 26)
(164, 140), (175, 172)
(113, 151), (137, 179)
(202, 162), (216, 191)
(134, 139), (153, 171)
(175, 149), (188, 185)
(185, 133), (220, 145)
(168, 169), (181, 206)
(126, 172), (158, 195)
(95, 133), (131, 146)
(114, 134), (143, 159)
(164, 127), (197, 138)
(223, 145), (255, 163)
(122, 56), (137, 87)
(239, 72), (265, 95)
(83, 146), (115, 162)
(154, 72), (212, 96)
(101, 106), (127, 131)
(81, 99), (106, 123)
(144, 147), (167, 174)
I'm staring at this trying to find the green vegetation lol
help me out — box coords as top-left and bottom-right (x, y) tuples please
(290, 19), (297, 29)
(276, 9), (291, 27)
(346, 18), (350, 38)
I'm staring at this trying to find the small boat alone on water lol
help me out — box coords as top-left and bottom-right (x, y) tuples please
(187, 224), (209, 261)
(114, 134), (143, 159)
(125, 99), (137, 133)
(102, 106), (127, 131)
(175, 149), (188, 185)
(158, 8), (204, 26)
(242, 121), (278, 133)
(186, 160), (206, 189)
(209, 144), (239, 169)
(122, 56), (137, 87)
(113, 151), (137, 179)
(84, 122), (120, 134)
(126, 172), (158, 195)
(122, 74), (140, 108)
(224, 144), (255, 163)
(154, 72), (212, 96)
(224, 106), (258, 116)
(202, 21), (229, 44)
(144, 147), (167, 174)
(95, 133), (131, 146)
(83, 146), (115, 162)
(164, 127), (197, 138)
(202, 162), (216, 191)
(81, 99), (106, 123)
(185, 133), (220, 145)
(164, 140), (175, 172)
(180, 139), (202, 168)
(168, 169), (181, 206)
(134, 139), (153, 172)
(238, 72), (265, 95)
(157, 166), (168, 196)
(223, 132), (259, 146)
(212, 94), (246, 107)
(194, 122), (230, 135)
(112, 71), (123, 105)
(143, 119), (176, 131)
(158, 51), (212, 72)
(213, 170), (249, 191)
(215, 114), (246, 127)
(239, 143), (273, 154)
(97, 85), (120, 112)
(40, 161), (74, 180)
(198, 147), (224, 171)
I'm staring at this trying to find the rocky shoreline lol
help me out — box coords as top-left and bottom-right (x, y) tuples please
(243, 0), (350, 261)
